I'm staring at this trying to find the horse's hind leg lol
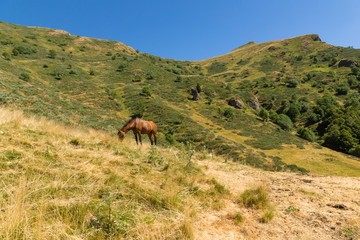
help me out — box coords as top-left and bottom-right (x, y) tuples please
(154, 133), (157, 145)
(148, 133), (153, 145)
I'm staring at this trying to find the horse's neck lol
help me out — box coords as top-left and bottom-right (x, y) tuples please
(122, 119), (137, 133)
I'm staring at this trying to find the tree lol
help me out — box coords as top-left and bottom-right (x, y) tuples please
(286, 103), (300, 122)
(196, 83), (202, 93)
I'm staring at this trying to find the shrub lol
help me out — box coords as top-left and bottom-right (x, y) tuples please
(89, 69), (95, 75)
(297, 128), (316, 142)
(277, 114), (293, 131)
(117, 63), (127, 72)
(336, 82), (350, 95)
(239, 186), (269, 209)
(19, 72), (31, 81)
(223, 108), (234, 118)
(2, 52), (10, 60)
(48, 49), (57, 59)
(269, 110), (279, 122)
(141, 86), (152, 97)
(286, 79), (299, 88)
(70, 139), (80, 146)
(233, 213), (244, 225)
(145, 72), (154, 80)
(12, 45), (37, 55)
(259, 108), (269, 122)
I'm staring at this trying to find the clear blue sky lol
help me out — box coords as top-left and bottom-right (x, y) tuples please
(1, 0), (359, 60)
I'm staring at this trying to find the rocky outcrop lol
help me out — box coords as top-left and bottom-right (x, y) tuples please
(191, 88), (199, 101)
(248, 96), (260, 110)
(228, 98), (244, 109)
(310, 34), (322, 42)
(338, 59), (358, 68)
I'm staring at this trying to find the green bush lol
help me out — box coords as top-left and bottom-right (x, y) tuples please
(2, 52), (10, 60)
(223, 108), (234, 118)
(269, 110), (279, 122)
(336, 82), (350, 95)
(12, 45), (37, 55)
(259, 108), (269, 122)
(297, 128), (316, 142)
(141, 86), (152, 97)
(48, 49), (57, 59)
(286, 79), (299, 88)
(19, 72), (31, 81)
(277, 114), (293, 131)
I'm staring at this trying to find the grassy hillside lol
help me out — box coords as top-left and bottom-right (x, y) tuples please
(1, 107), (359, 239)
(1, 21), (360, 175)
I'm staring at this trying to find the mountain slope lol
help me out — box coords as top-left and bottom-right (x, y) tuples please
(1, 21), (360, 175)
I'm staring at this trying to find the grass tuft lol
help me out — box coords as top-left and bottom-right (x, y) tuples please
(239, 186), (269, 209)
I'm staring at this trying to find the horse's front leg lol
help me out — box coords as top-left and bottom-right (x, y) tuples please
(138, 134), (142, 145)
(134, 133), (138, 145)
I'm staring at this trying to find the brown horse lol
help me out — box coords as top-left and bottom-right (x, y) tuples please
(118, 118), (157, 145)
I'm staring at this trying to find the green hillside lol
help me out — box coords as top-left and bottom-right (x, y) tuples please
(1, 21), (360, 175)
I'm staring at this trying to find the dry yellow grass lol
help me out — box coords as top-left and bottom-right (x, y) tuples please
(0, 107), (233, 239)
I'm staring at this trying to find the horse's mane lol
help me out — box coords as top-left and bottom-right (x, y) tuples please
(121, 118), (139, 130)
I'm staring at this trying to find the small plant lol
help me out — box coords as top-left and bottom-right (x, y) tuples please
(70, 139), (80, 146)
(89, 69), (95, 75)
(343, 227), (359, 238)
(260, 210), (274, 223)
(211, 178), (230, 195)
(233, 213), (244, 224)
(286, 206), (300, 213)
(239, 186), (269, 209)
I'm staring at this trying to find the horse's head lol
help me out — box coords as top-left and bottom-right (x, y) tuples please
(117, 129), (126, 141)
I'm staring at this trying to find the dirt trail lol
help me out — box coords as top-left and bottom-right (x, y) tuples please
(194, 159), (360, 240)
